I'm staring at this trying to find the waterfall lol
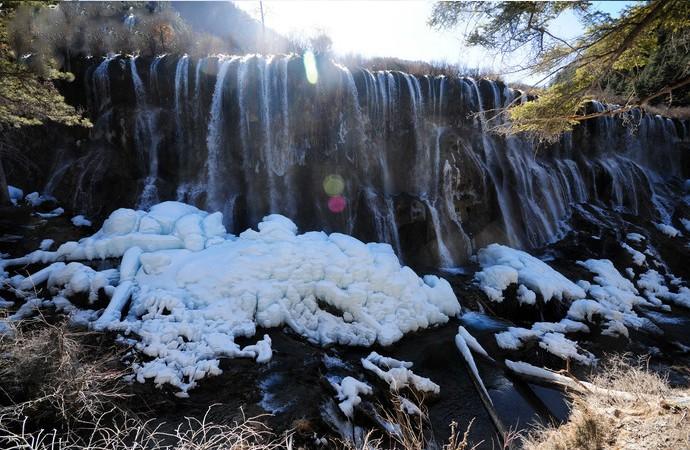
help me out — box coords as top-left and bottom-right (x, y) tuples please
(131, 56), (160, 210)
(206, 57), (234, 212)
(91, 56), (113, 114)
(79, 54), (685, 268)
(422, 197), (454, 268)
(174, 55), (190, 159)
(469, 78), (524, 247)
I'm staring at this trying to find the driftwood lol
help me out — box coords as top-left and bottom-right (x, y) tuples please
(504, 359), (690, 408)
(454, 329), (513, 449)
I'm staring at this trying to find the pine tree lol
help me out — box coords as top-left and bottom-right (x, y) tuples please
(429, 0), (690, 141)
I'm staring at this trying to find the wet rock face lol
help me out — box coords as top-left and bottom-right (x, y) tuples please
(7, 54), (689, 269)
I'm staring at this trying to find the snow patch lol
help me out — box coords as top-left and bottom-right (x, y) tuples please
(25, 192), (56, 207)
(399, 397), (421, 415)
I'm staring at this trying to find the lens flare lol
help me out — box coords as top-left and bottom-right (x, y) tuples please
(328, 195), (347, 213)
(304, 50), (318, 85)
(323, 174), (345, 196)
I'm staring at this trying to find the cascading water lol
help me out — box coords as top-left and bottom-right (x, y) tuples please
(174, 56), (190, 163)
(90, 55), (113, 114)
(131, 56), (161, 210)
(468, 78), (525, 248)
(206, 57), (234, 213)
(81, 54), (687, 268)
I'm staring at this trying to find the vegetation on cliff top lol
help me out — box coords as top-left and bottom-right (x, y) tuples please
(0, 2), (92, 205)
(430, 0), (690, 141)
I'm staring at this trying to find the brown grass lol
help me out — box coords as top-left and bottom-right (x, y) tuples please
(0, 407), (291, 450)
(523, 355), (690, 450)
(0, 318), (128, 426)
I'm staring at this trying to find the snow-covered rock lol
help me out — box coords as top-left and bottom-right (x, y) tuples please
(474, 265), (517, 302)
(571, 259), (663, 336)
(638, 269), (690, 309)
(495, 320), (594, 364)
(475, 244), (585, 303)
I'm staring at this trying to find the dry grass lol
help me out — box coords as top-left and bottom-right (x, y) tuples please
(379, 394), (475, 450)
(523, 355), (690, 450)
(0, 407), (292, 450)
(0, 318), (128, 426)
(0, 316), (486, 450)
(331, 393), (486, 450)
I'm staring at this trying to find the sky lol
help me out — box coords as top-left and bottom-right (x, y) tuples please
(235, 0), (634, 84)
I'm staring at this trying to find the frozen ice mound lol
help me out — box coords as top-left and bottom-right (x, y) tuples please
(3, 202), (459, 395)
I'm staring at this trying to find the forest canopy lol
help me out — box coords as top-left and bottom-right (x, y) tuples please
(430, 0), (690, 141)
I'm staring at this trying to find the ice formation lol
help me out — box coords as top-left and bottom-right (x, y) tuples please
(655, 222), (681, 238)
(7, 185), (23, 205)
(681, 218), (690, 234)
(39, 239), (54, 251)
(331, 376), (372, 418)
(71, 215), (93, 227)
(571, 259), (662, 336)
(361, 352), (440, 394)
(495, 320), (594, 364)
(473, 242), (690, 363)
(1, 201), (459, 395)
(516, 284), (537, 305)
(621, 243), (646, 266)
(399, 397), (422, 415)
(36, 207), (64, 218)
(626, 233), (645, 243)
(638, 269), (690, 309)
(25, 192), (55, 207)
(455, 326), (492, 401)
(475, 244), (585, 303)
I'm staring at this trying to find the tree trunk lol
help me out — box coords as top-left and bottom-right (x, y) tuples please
(0, 155), (11, 206)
